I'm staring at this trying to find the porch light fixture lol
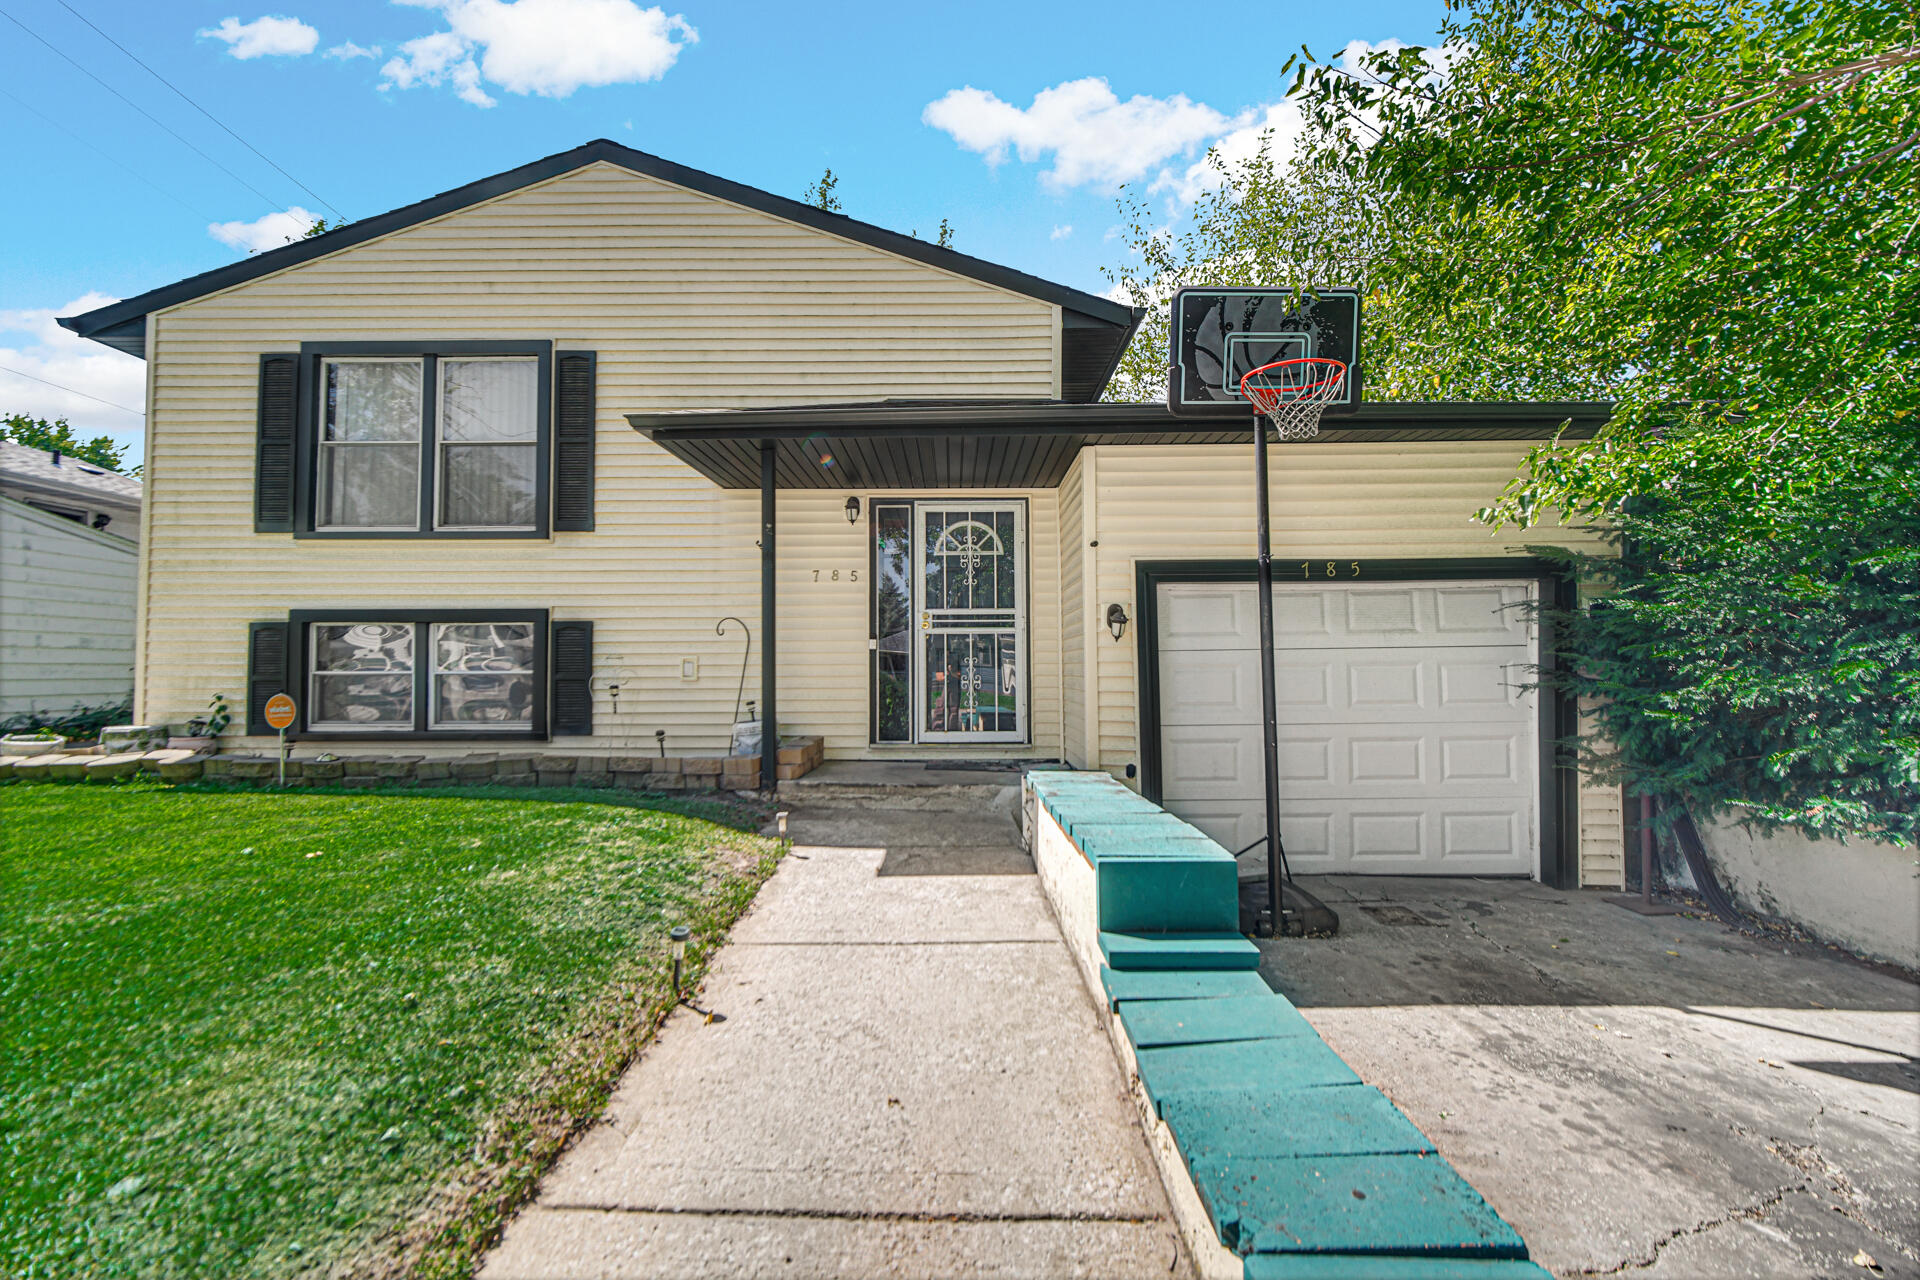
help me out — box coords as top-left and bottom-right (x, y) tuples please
(1106, 603), (1130, 641)
(844, 495), (861, 525)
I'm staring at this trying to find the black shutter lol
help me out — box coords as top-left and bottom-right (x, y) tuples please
(553, 351), (596, 531)
(246, 621), (292, 735)
(551, 620), (594, 735)
(254, 354), (300, 532)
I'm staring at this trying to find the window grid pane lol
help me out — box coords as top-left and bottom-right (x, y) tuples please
(319, 361), (422, 530)
(309, 622), (414, 727)
(437, 359), (538, 529)
(431, 622), (534, 727)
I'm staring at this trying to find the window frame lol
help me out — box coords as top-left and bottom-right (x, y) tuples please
(289, 608), (550, 740)
(294, 341), (552, 539)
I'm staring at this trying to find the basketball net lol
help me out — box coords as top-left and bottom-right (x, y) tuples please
(1239, 357), (1349, 442)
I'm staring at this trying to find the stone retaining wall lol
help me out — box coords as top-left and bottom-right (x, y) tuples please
(1, 736), (828, 794)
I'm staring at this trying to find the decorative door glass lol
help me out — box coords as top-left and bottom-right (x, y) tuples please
(915, 505), (1024, 742)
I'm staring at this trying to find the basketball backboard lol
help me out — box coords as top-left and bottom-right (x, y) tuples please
(1166, 286), (1361, 416)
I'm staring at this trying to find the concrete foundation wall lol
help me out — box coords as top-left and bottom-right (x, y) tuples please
(1696, 818), (1919, 970)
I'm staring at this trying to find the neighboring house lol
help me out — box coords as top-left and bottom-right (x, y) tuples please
(60, 139), (1625, 889)
(0, 497), (139, 722)
(0, 439), (142, 542)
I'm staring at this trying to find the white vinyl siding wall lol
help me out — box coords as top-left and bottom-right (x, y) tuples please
(137, 163), (1059, 759)
(0, 497), (137, 718)
(1080, 440), (1626, 887)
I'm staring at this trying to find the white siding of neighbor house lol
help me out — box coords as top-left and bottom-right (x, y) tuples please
(1079, 440), (1627, 887)
(0, 496), (137, 718)
(137, 161), (1059, 758)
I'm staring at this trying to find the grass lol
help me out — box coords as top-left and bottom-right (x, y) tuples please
(0, 781), (783, 1279)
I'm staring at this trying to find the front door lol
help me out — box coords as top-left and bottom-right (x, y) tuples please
(871, 501), (1027, 745)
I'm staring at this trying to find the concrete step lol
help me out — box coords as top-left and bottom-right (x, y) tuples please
(775, 779), (1016, 812)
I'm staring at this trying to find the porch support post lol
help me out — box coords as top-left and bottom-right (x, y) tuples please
(1252, 415), (1287, 935)
(760, 441), (778, 794)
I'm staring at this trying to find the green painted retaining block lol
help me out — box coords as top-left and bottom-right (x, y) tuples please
(1063, 812), (1201, 839)
(1099, 858), (1240, 933)
(1120, 995), (1317, 1048)
(1079, 831), (1225, 860)
(1192, 1153), (1529, 1260)
(1162, 1084), (1436, 1162)
(1244, 1257), (1551, 1279)
(1136, 1038), (1360, 1115)
(1099, 930), (1261, 971)
(1100, 966), (1273, 1010)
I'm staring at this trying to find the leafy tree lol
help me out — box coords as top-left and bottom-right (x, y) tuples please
(301, 217), (347, 238)
(0, 413), (132, 473)
(935, 217), (954, 249)
(803, 168), (841, 213)
(1278, 0), (1919, 840)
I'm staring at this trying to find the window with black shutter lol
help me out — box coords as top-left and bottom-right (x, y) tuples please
(247, 341), (596, 540)
(270, 609), (556, 740)
(550, 620), (593, 735)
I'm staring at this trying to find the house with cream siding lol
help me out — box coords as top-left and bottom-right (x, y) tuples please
(62, 140), (1623, 889)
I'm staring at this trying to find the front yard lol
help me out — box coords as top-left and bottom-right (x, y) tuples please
(0, 783), (781, 1279)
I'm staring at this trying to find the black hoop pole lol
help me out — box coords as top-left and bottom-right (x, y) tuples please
(1252, 411), (1286, 936)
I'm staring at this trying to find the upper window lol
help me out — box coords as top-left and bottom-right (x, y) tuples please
(300, 342), (550, 538)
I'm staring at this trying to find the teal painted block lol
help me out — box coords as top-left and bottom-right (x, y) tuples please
(1163, 1084), (1436, 1161)
(1099, 930), (1261, 971)
(1100, 966), (1273, 1010)
(1244, 1257), (1550, 1280)
(1064, 812), (1199, 837)
(1136, 1038), (1360, 1115)
(1192, 1153), (1528, 1260)
(1121, 995), (1317, 1048)
(1098, 858), (1239, 933)
(1080, 831), (1229, 861)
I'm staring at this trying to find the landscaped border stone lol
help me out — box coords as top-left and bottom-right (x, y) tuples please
(0, 739), (831, 794)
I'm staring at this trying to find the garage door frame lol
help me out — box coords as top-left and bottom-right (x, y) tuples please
(1134, 557), (1581, 889)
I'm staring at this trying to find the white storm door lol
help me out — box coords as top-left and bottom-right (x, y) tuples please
(912, 503), (1026, 743)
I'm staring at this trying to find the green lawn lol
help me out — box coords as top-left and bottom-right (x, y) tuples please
(0, 782), (781, 1279)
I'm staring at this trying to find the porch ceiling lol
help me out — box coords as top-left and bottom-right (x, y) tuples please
(627, 399), (1611, 490)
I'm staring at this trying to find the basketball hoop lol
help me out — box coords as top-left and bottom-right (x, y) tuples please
(1239, 357), (1349, 442)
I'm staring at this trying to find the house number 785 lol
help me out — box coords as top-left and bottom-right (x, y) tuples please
(812, 569), (859, 582)
(1303, 561), (1361, 579)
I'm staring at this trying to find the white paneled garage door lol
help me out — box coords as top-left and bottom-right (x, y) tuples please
(1156, 579), (1538, 877)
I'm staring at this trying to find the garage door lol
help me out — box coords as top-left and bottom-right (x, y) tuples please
(1155, 579), (1538, 876)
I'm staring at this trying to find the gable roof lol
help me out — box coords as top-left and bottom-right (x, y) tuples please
(59, 139), (1143, 402)
(0, 440), (143, 507)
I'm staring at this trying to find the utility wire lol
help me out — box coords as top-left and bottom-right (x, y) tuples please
(0, 365), (146, 417)
(51, 0), (345, 221)
(0, 83), (217, 222)
(0, 4), (292, 215)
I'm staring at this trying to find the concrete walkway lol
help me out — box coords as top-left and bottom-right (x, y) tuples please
(482, 806), (1186, 1280)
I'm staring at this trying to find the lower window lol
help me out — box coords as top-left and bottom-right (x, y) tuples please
(294, 609), (548, 738)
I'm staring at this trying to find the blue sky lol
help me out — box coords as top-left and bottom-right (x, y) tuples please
(1, 0), (1446, 466)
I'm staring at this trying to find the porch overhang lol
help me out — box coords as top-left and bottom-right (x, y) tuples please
(626, 399), (1612, 489)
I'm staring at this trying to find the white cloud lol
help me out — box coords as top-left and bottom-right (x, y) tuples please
(1050, 224), (1073, 241)
(0, 294), (147, 449)
(208, 207), (319, 254)
(199, 15), (320, 59)
(923, 78), (1235, 190)
(382, 0), (695, 108)
(325, 40), (381, 59)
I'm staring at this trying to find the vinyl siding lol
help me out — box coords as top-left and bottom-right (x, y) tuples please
(138, 161), (1058, 756)
(1079, 440), (1624, 886)
(0, 497), (137, 717)
(1058, 453), (1087, 767)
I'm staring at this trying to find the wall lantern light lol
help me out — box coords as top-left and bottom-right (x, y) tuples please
(844, 495), (862, 525)
(1106, 603), (1130, 641)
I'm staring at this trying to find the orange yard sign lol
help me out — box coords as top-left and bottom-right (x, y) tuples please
(263, 694), (297, 731)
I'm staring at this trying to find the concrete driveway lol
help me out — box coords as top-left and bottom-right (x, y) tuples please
(1263, 876), (1920, 1279)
